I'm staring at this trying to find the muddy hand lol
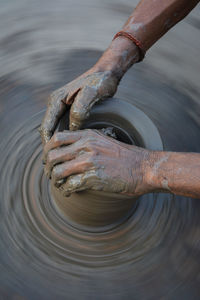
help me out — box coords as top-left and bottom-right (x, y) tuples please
(39, 0), (200, 145)
(39, 34), (142, 145)
(43, 129), (152, 197)
(39, 69), (119, 144)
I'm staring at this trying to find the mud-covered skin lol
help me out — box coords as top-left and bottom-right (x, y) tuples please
(39, 36), (141, 144)
(43, 129), (150, 197)
(40, 0), (200, 196)
(146, 151), (200, 199)
(39, 70), (119, 143)
(44, 130), (200, 199)
(122, 0), (200, 51)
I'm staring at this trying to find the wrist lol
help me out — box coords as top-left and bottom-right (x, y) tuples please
(144, 151), (172, 194)
(128, 148), (154, 196)
(93, 37), (140, 80)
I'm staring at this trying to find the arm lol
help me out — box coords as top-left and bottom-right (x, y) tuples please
(94, 0), (200, 76)
(39, 0), (199, 143)
(122, 0), (199, 51)
(146, 151), (200, 198)
(43, 130), (200, 199)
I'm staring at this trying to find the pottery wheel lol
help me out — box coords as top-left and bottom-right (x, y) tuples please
(0, 1), (200, 299)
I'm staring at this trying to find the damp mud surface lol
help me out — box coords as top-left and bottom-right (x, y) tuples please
(0, 1), (200, 299)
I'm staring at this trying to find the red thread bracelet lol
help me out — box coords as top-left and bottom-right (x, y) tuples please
(113, 31), (145, 62)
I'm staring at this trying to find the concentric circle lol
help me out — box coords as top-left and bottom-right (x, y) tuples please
(0, 103), (200, 299)
(0, 4), (200, 295)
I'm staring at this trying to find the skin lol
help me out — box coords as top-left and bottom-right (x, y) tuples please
(40, 0), (200, 198)
(43, 130), (150, 197)
(39, 0), (200, 140)
(44, 130), (200, 199)
(146, 151), (200, 198)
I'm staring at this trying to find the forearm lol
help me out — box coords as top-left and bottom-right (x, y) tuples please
(93, 0), (199, 79)
(123, 0), (199, 51)
(93, 36), (140, 80)
(145, 151), (200, 198)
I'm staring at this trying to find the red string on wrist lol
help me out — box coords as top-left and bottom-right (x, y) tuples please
(113, 31), (145, 62)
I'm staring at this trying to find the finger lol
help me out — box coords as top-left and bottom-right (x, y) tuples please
(45, 141), (89, 178)
(69, 86), (98, 131)
(51, 155), (93, 184)
(45, 147), (76, 178)
(43, 130), (84, 162)
(66, 87), (81, 105)
(39, 87), (68, 145)
(59, 170), (98, 196)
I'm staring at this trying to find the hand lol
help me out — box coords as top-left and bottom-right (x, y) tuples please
(39, 68), (119, 144)
(43, 129), (151, 197)
(39, 37), (140, 145)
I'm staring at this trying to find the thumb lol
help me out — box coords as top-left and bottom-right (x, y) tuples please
(69, 86), (98, 131)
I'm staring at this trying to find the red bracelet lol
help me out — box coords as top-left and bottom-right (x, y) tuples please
(113, 31), (145, 62)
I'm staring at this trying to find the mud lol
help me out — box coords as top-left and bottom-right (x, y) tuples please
(0, 0), (200, 299)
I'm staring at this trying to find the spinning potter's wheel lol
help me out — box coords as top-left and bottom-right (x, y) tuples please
(0, 1), (200, 298)
(1, 49), (200, 300)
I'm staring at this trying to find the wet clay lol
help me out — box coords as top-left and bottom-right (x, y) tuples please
(52, 187), (136, 229)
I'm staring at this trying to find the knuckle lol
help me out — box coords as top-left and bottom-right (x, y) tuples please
(85, 129), (93, 135)
(84, 140), (94, 149)
(87, 132), (96, 140)
(85, 149), (98, 163)
(49, 86), (67, 103)
(85, 129), (99, 140)
(85, 156), (94, 165)
(84, 136), (98, 150)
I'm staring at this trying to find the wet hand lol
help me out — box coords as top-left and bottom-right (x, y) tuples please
(39, 69), (119, 144)
(43, 129), (151, 197)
